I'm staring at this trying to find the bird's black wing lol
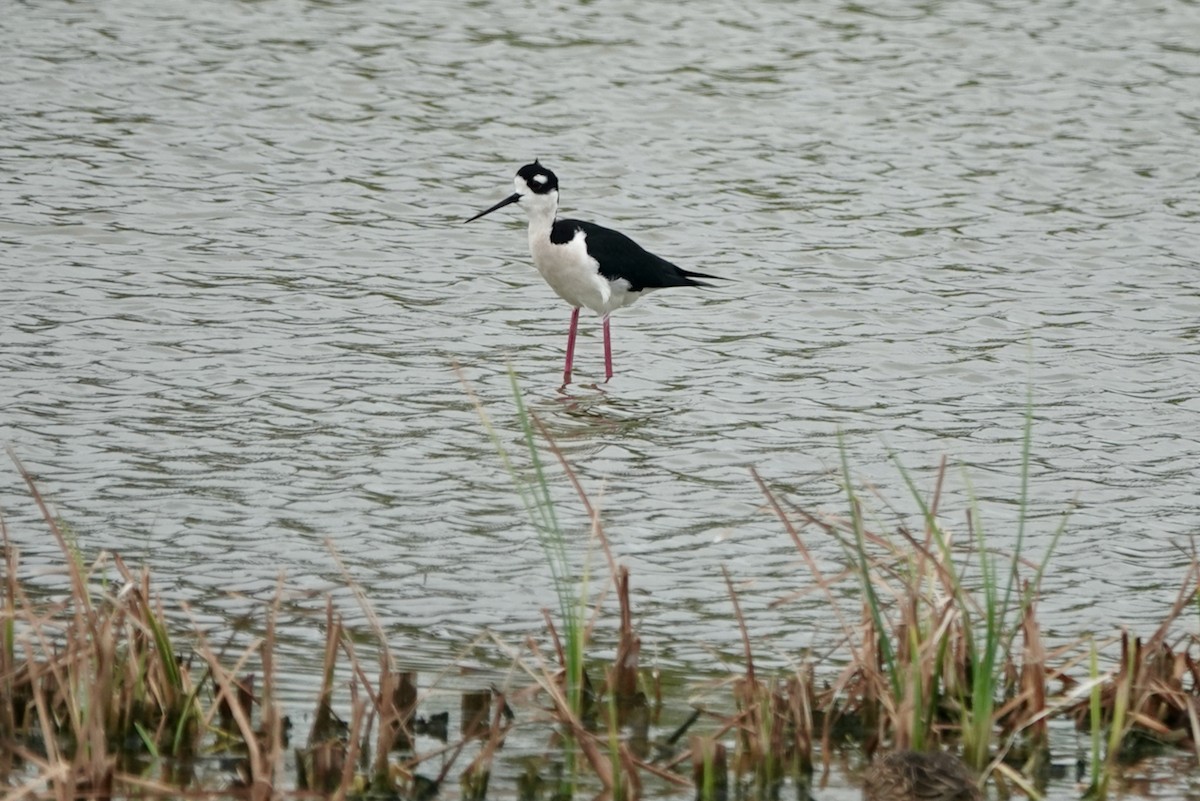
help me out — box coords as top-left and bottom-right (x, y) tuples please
(552, 218), (721, 291)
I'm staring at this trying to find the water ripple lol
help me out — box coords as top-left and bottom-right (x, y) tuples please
(2, 0), (1199, 724)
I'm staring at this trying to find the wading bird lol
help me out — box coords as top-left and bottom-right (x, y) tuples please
(465, 160), (721, 385)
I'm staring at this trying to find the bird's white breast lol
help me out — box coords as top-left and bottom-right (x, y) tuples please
(528, 226), (640, 316)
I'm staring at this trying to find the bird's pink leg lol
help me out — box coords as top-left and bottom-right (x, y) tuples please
(562, 307), (581, 385)
(602, 314), (613, 382)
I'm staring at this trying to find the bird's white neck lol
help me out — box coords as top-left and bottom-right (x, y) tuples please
(523, 191), (559, 239)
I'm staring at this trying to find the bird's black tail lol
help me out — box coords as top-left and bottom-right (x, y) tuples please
(678, 267), (726, 287)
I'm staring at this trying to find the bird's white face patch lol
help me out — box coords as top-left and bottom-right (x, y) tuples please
(531, 174), (548, 185)
(514, 175), (558, 223)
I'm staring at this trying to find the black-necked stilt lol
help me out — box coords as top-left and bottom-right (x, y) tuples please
(465, 160), (722, 385)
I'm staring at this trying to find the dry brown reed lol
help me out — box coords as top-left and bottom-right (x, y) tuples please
(1069, 554), (1200, 759)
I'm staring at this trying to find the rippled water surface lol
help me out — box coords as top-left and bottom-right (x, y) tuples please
(3, 0), (1200, 794)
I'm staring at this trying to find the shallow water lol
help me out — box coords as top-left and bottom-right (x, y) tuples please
(3, 0), (1199, 795)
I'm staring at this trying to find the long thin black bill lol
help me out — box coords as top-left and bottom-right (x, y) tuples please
(464, 192), (521, 223)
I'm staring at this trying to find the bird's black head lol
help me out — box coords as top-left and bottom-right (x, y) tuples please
(517, 160), (559, 195)
(464, 160), (560, 224)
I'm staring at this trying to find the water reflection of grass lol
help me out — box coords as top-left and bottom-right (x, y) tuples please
(3, 396), (1200, 800)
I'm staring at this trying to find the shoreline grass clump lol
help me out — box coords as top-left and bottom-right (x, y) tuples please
(755, 454), (1058, 797)
(7, 386), (1200, 800)
(749, 411), (1070, 799)
(0, 515), (519, 800)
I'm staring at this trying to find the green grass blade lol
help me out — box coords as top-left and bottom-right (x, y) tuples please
(837, 433), (899, 698)
(134, 720), (160, 759)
